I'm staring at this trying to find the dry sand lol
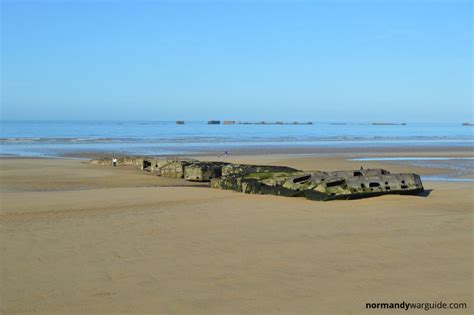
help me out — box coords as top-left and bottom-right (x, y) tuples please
(1, 153), (473, 314)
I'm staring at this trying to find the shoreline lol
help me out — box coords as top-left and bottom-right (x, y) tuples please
(2, 145), (472, 182)
(44, 144), (474, 159)
(2, 139), (473, 159)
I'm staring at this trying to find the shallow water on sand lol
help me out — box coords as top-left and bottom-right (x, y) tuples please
(351, 157), (474, 182)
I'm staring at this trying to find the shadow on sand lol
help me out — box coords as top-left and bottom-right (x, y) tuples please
(416, 189), (433, 197)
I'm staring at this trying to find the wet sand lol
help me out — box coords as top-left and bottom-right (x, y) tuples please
(1, 153), (473, 314)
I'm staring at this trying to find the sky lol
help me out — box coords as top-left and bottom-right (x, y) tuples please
(1, 0), (472, 122)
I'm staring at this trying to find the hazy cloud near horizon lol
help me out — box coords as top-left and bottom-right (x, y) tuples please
(1, 0), (472, 122)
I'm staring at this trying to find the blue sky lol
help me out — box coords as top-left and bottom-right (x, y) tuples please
(1, 0), (472, 122)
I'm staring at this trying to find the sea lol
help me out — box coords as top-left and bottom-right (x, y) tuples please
(1, 120), (472, 158)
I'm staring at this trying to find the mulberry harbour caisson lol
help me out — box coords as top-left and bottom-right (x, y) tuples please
(90, 157), (424, 201)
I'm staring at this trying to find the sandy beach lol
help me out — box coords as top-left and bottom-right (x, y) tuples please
(3, 0), (472, 313)
(1, 151), (472, 314)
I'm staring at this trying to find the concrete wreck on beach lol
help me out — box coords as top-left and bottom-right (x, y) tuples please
(211, 167), (423, 201)
(90, 157), (424, 201)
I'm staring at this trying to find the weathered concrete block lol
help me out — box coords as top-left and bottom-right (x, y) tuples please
(159, 159), (189, 178)
(89, 156), (144, 167)
(183, 162), (230, 181)
(304, 173), (424, 200)
(212, 168), (424, 201)
(150, 158), (199, 178)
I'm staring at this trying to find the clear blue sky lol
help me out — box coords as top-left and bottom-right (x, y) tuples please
(1, 0), (472, 122)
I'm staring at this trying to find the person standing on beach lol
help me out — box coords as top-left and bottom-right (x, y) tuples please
(112, 157), (117, 167)
(217, 151), (229, 158)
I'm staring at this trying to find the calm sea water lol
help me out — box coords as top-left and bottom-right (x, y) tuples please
(1, 121), (473, 157)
